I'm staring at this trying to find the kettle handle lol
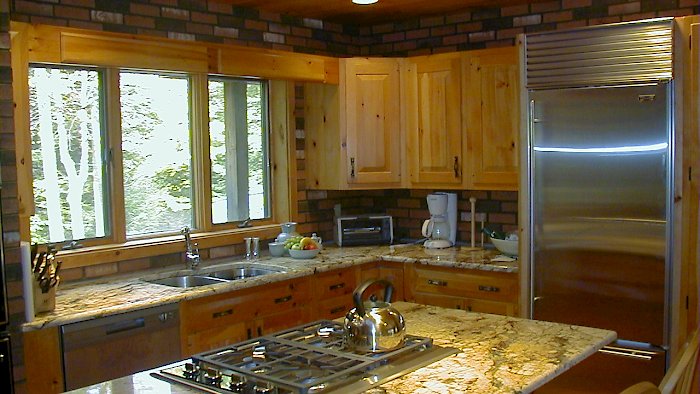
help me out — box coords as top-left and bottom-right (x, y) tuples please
(353, 279), (394, 316)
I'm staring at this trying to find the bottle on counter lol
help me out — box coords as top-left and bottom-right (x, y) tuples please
(311, 233), (323, 250)
(275, 222), (300, 243)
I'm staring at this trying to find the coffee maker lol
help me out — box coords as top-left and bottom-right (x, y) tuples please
(421, 192), (457, 249)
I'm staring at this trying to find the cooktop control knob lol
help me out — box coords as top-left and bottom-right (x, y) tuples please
(183, 362), (199, 380)
(228, 374), (247, 392)
(202, 367), (222, 386)
(254, 381), (278, 394)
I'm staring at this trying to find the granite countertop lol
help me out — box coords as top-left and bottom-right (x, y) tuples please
(67, 302), (616, 394)
(23, 244), (518, 331)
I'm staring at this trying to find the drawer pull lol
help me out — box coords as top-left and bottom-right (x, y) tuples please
(329, 283), (345, 291)
(478, 285), (500, 293)
(212, 309), (233, 318)
(330, 306), (346, 314)
(427, 279), (447, 287)
(275, 295), (293, 304)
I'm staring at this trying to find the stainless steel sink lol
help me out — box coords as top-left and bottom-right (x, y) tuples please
(145, 275), (228, 288)
(208, 267), (283, 280)
(144, 263), (286, 288)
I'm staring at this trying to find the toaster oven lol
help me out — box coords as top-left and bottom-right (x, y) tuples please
(334, 215), (393, 246)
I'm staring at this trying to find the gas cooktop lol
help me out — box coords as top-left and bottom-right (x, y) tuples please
(152, 320), (459, 393)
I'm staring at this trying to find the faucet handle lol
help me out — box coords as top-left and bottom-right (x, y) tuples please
(192, 242), (199, 255)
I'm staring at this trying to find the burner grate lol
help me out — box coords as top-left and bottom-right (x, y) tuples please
(155, 320), (457, 394)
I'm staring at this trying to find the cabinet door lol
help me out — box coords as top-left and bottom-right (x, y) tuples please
(465, 46), (520, 190)
(360, 261), (405, 302)
(406, 53), (463, 186)
(341, 58), (402, 185)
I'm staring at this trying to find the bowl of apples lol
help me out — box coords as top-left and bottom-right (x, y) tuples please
(284, 236), (321, 259)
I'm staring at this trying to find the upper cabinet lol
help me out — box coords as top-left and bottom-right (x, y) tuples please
(304, 46), (521, 191)
(305, 58), (403, 189)
(405, 53), (464, 187)
(464, 46), (520, 190)
(342, 58), (403, 186)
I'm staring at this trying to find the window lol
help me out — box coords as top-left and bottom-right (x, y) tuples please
(28, 66), (109, 244)
(28, 65), (277, 248)
(208, 78), (270, 224)
(120, 72), (192, 236)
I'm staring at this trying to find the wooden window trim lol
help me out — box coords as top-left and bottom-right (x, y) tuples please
(11, 22), (304, 268)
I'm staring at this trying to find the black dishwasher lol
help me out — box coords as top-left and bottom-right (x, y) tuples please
(61, 303), (181, 390)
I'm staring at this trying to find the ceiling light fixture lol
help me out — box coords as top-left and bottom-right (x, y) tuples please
(352, 0), (379, 5)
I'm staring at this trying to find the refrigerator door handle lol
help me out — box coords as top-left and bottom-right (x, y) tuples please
(599, 345), (662, 361)
(530, 99), (541, 123)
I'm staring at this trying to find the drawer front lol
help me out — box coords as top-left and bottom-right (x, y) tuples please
(318, 296), (355, 320)
(360, 264), (405, 301)
(181, 278), (310, 333)
(411, 292), (465, 310)
(181, 293), (254, 334)
(466, 298), (518, 316)
(255, 279), (312, 316)
(184, 322), (248, 355)
(256, 305), (314, 336)
(315, 268), (357, 299)
(411, 265), (518, 303)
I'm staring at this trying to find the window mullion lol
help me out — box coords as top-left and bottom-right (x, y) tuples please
(191, 73), (212, 231)
(105, 68), (127, 243)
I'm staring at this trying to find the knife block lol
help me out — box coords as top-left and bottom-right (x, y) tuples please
(32, 280), (56, 314)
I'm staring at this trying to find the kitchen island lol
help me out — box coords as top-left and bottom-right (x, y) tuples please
(67, 302), (616, 394)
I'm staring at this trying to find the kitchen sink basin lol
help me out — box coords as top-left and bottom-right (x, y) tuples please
(145, 275), (228, 288)
(144, 263), (287, 288)
(207, 267), (284, 280)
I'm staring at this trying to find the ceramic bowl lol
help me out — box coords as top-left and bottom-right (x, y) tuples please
(268, 242), (285, 257)
(491, 238), (518, 256)
(288, 248), (320, 259)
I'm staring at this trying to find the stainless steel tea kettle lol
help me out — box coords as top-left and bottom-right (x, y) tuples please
(343, 279), (406, 352)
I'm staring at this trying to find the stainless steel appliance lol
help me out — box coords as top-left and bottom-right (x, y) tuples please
(61, 303), (181, 390)
(334, 215), (393, 246)
(523, 18), (675, 392)
(152, 319), (458, 393)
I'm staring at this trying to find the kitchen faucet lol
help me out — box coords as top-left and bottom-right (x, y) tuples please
(181, 226), (200, 270)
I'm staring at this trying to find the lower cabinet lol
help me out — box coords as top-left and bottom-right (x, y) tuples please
(405, 264), (519, 315)
(313, 267), (358, 319)
(180, 277), (311, 356)
(358, 261), (405, 302)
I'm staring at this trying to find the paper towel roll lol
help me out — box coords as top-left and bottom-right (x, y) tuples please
(20, 241), (34, 322)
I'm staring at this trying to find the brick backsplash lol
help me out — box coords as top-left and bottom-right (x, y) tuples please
(5, 0), (700, 390)
(299, 189), (518, 246)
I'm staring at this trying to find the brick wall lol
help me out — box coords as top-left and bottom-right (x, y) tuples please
(11, 0), (360, 55)
(357, 0), (700, 56)
(0, 0), (22, 390)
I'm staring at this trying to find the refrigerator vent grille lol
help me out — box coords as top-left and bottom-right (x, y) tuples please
(525, 18), (673, 89)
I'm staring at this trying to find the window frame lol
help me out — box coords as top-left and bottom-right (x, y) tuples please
(13, 24), (301, 269)
(207, 76), (272, 229)
(27, 64), (113, 247)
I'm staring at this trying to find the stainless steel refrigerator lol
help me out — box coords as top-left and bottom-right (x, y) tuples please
(523, 19), (675, 392)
